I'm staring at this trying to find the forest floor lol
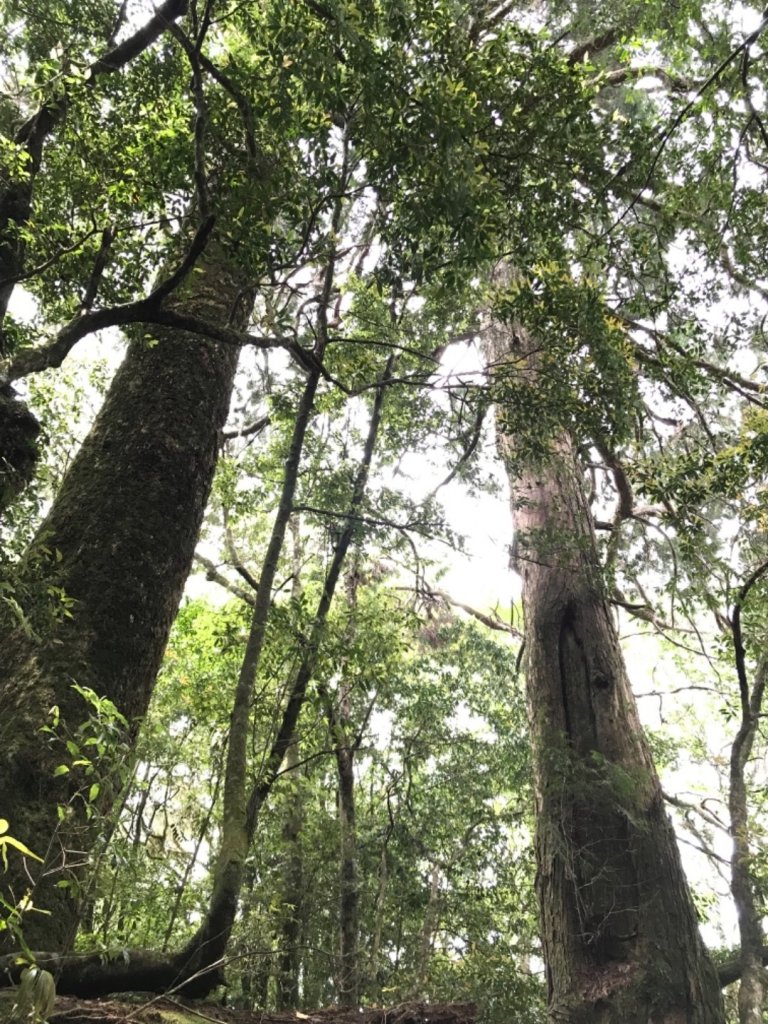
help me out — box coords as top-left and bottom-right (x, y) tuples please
(37, 996), (477, 1024)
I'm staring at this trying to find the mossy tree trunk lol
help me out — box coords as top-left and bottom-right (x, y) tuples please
(0, 245), (249, 951)
(486, 317), (725, 1024)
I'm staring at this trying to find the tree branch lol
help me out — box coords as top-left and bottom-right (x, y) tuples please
(717, 945), (768, 988)
(423, 587), (522, 638)
(3, 217), (213, 380)
(193, 554), (256, 606)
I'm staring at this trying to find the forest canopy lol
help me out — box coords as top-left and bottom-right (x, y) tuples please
(2, 1), (768, 1023)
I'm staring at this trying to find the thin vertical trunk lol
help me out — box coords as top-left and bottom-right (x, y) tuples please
(728, 645), (768, 1024)
(368, 844), (389, 999)
(275, 519), (307, 1010)
(336, 740), (359, 1005)
(0, 0), (187, 507)
(0, 241), (250, 951)
(325, 564), (363, 1006)
(486, 310), (724, 1024)
(186, 357), (323, 982)
(418, 864), (442, 991)
(275, 741), (304, 1010)
(173, 348), (394, 995)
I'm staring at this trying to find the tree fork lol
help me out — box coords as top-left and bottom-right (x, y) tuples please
(0, 0), (188, 509)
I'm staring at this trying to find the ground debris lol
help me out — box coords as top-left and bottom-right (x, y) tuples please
(47, 996), (477, 1024)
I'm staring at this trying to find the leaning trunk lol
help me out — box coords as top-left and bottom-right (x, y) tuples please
(486, 315), (724, 1023)
(0, 242), (249, 951)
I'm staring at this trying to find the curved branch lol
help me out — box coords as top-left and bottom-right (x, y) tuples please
(2, 222), (303, 383)
(3, 217), (213, 379)
(717, 945), (768, 988)
(731, 559), (768, 714)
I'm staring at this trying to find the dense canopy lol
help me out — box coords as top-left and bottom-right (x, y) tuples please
(2, 1), (768, 1022)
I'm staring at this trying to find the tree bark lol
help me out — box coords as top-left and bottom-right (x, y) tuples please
(485, 312), (725, 1024)
(0, 241), (250, 951)
(0, 380), (40, 508)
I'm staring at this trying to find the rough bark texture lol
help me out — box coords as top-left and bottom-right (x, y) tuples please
(0, 245), (249, 951)
(486, 315), (725, 1024)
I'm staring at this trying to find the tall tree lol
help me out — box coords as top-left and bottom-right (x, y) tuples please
(5, 2), (768, 1018)
(486, 302), (725, 1022)
(0, 0), (590, 956)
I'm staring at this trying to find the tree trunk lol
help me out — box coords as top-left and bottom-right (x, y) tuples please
(728, 652), (768, 1024)
(0, 380), (40, 509)
(275, 741), (304, 1010)
(177, 353), (393, 996)
(0, 0), (187, 509)
(418, 864), (442, 992)
(336, 741), (359, 1005)
(0, 242), (249, 951)
(486, 314), (725, 1024)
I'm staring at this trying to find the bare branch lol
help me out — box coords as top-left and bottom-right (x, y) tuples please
(426, 587), (522, 638)
(193, 553), (256, 606)
(80, 227), (115, 310)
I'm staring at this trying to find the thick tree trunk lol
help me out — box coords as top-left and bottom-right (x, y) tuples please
(486, 317), (725, 1024)
(0, 244), (249, 951)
